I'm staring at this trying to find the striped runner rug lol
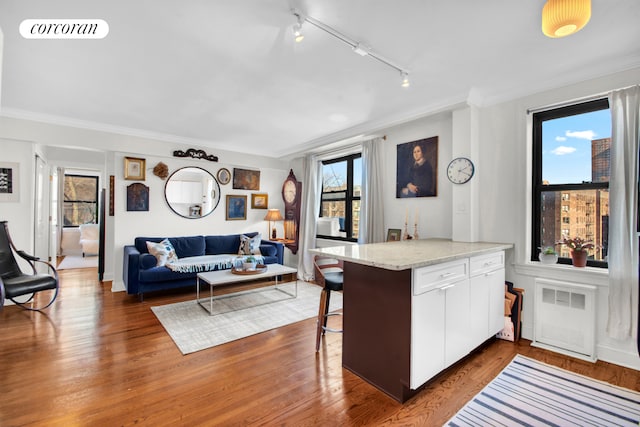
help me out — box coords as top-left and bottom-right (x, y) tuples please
(446, 354), (640, 426)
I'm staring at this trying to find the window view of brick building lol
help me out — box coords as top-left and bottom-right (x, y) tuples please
(540, 137), (610, 261)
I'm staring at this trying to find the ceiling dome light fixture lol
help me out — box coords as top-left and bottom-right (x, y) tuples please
(401, 72), (410, 88)
(542, 0), (591, 38)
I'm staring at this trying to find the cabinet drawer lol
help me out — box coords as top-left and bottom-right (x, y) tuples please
(470, 251), (504, 276)
(413, 259), (468, 295)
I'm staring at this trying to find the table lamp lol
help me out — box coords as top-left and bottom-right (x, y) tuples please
(264, 209), (283, 239)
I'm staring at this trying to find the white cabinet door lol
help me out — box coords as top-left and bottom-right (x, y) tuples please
(444, 278), (471, 366)
(410, 286), (445, 389)
(469, 252), (505, 344)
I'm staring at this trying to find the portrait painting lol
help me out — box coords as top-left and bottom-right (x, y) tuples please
(232, 168), (260, 190)
(0, 162), (19, 202)
(226, 195), (247, 220)
(126, 183), (149, 211)
(396, 136), (438, 198)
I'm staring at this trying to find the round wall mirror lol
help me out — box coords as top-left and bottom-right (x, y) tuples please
(164, 166), (221, 219)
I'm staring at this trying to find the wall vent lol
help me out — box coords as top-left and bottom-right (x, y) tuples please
(532, 278), (597, 362)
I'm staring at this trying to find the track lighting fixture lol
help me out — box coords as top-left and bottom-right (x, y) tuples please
(291, 9), (410, 88)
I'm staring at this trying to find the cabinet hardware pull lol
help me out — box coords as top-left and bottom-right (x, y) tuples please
(439, 284), (455, 290)
(440, 272), (456, 278)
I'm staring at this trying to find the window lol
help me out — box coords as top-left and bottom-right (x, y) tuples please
(318, 154), (362, 241)
(532, 98), (610, 267)
(64, 174), (98, 226)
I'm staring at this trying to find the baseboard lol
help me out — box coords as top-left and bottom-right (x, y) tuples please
(597, 344), (640, 371)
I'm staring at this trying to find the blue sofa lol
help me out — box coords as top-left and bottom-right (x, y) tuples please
(123, 232), (284, 299)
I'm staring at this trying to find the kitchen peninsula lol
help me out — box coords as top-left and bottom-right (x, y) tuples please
(310, 238), (513, 402)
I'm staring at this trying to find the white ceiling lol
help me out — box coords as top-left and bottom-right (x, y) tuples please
(1, 0), (639, 158)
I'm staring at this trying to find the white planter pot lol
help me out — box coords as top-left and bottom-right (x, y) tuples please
(538, 252), (558, 264)
(243, 262), (257, 271)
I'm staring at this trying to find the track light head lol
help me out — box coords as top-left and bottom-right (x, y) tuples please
(293, 22), (304, 43)
(401, 72), (410, 88)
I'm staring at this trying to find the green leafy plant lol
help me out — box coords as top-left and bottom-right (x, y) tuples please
(557, 237), (595, 252)
(540, 246), (557, 255)
(245, 256), (257, 263)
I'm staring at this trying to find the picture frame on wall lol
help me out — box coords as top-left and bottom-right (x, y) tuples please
(396, 136), (438, 198)
(386, 228), (402, 242)
(226, 195), (247, 220)
(232, 168), (260, 190)
(0, 162), (20, 202)
(251, 193), (268, 209)
(126, 183), (149, 211)
(217, 168), (231, 185)
(124, 157), (146, 181)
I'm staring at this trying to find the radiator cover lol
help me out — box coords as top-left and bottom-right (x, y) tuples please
(532, 278), (597, 362)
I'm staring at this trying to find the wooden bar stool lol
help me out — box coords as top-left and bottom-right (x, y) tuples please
(313, 255), (344, 351)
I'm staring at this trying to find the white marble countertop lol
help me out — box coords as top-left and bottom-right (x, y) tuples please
(309, 238), (513, 271)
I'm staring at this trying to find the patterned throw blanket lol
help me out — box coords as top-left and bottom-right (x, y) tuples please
(166, 254), (264, 273)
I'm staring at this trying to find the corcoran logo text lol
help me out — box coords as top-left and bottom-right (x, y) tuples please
(20, 19), (109, 39)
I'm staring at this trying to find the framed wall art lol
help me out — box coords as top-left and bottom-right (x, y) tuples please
(251, 193), (268, 209)
(226, 195), (247, 220)
(232, 168), (260, 190)
(396, 136), (438, 198)
(386, 228), (402, 242)
(109, 175), (115, 216)
(0, 162), (19, 202)
(124, 157), (146, 181)
(126, 183), (149, 211)
(217, 168), (231, 185)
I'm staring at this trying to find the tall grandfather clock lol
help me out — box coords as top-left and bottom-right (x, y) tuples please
(282, 169), (301, 254)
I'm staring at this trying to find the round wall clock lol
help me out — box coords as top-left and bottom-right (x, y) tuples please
(217, 168), (231, 185)
(447, 157), (474, 184)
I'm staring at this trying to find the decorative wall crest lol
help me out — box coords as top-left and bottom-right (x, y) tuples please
(172, 148), (218, 162)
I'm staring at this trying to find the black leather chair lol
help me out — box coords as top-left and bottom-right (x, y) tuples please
(313, 255), (343, 351)
(0, 221), (59, 311)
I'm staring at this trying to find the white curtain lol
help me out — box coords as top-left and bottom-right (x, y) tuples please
(359, 137), (385, 244)
(297, 154), (322, 281)
(607, 85), (640, 340)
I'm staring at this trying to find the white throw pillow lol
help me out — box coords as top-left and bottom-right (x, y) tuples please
(146, 239), (179, 267)
(238, 234), (262, 256)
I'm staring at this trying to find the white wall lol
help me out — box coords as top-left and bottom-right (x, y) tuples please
(0, 116), (291, 290)
(380, 111), (453, 239)
(477, 67), (640, 369)
(0, 138), (36, 286)
(111, 152), (289, 291)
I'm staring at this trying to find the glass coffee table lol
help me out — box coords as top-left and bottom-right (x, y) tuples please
(196, 264), (298, 315)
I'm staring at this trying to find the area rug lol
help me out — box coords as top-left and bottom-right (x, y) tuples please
(446, 354), (640, 426)
(151, 281), (342, 355)
(57, 255), (98, 270)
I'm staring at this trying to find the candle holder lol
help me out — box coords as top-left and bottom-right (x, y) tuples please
(413, 223), (419, 240)
(403, 221), (412, 240)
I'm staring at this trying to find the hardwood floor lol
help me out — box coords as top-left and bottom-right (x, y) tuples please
(2, 267), (639, 426)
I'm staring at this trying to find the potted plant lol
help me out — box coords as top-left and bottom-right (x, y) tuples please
(538, 246), (558, 264)
(557, 237), (595, 268)
(243, 256), (258, 271)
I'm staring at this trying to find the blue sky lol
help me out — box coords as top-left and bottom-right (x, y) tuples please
(542, 109), (611, 184)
